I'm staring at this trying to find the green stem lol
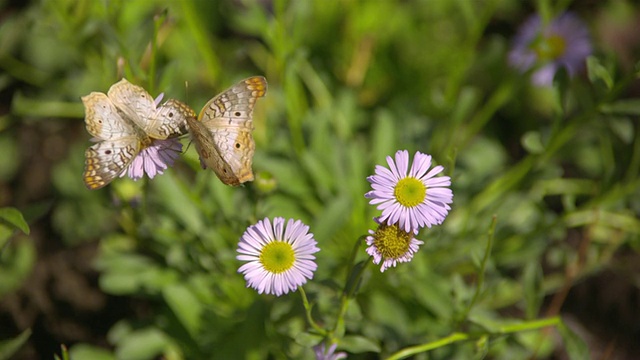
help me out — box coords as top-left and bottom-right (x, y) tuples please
(341, 235), (367, 296)
(457, 216), (497, 326)
(386, 333), (469, 360)
(332, 235), (369, 335)
(386, 317), (561, 360)
(496, 316), (561, 334)
(299, 286), (326, 336)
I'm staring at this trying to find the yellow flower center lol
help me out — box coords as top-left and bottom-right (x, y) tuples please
(393, 177), (426, 208)
(533, 34), (567, 62)
(372, 223), (413, 259)
(259, 241), (295, 274)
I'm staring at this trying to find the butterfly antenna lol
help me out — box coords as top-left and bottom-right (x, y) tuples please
(184, 139), (194, 153)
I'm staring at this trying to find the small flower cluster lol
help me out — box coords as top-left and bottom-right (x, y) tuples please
(364, 150), (453, 272)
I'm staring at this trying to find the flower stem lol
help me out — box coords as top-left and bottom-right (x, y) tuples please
(386, 317), (562, 360)
(457, 215), (497, 326)
(341, 235), (368, 298)
(298, 286), (326, 336)
(333, 235), (369, 336)
(386, 332), (469, 360)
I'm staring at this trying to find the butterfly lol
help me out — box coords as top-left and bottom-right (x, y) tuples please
(186, 76), (267, 186)
(82, 78), (195, 190)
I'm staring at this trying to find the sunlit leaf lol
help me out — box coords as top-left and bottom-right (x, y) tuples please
(0, 207), (29, 235)
(163, 283), (203, 338)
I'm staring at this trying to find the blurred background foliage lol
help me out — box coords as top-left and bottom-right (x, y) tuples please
(1, 0), (640, 359)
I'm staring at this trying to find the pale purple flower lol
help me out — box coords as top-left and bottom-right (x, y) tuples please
(237, 217), (320, 296)
(366, 218), (424, 272)
(509, 12), (592, 86)
(121, 138), (183, 181)
(314, 342), (347, 360)
(154, 93), (164, 106)
(365, 150), (453, 233)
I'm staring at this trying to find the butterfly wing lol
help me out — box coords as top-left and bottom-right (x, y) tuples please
(192, 76), (267, 185)
(82, 92), (139, 140)
(106, 78), (156, 130)
(150, 99), (194, 139)
(108, 78), (192, 139)
(83, 139), (141, 190)
(185, 115), (236, 182)
(81, 90), (142, 189)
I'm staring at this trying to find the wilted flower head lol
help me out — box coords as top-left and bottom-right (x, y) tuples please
(509, 12), (592, 86)
(365, 150), (453, 234)
(314, 342), (347, 360)
(366, 218), (424, 272)
(122, 138), (183, 181)
(237, 217), (320, 296)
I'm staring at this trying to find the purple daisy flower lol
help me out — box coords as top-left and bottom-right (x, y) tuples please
(366, 218), (424, 272)
(237, 217), (320, 296)
(365, 150), (453, 234)
(121, 138), (183, 181)
(314, 342), (347, 360)
(509, 12), (592, 87)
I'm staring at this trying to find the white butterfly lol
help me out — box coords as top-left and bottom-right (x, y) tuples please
(82, 79), (194, 190)
(186, 76), (267, 186)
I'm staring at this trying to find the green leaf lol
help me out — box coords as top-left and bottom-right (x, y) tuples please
(114, 328), (169, 360)
(0, 240), (36, 296)
(522, 262), (543, 319)
(557, 321), (589, 360)
(608, 116), (634, 144)
(60, 344), (70, 360)
(293, 332), (323, 347)
(0, 328), (31, 360)
(12, 92), (84, 118)
(99, 272), (141, 295)
(521, 131), (544, 155)
(300, 150), (333, 198)
(600, 99), (640, 116)
(151, 173), (204, 234)
(68, 344), (114, 360)
(0, 207), (30, 235)
(0, 134), (20, 182)
(162, 283), (203, 338)
(312, 196), (352, 243)
(97, 255), (179, 295)
(473, 335), (489, 360)
(586, 56), (613, 90)
(339, 335), (380, 354)
(371, 109), (397, 166)
(344, 260), (367, 299)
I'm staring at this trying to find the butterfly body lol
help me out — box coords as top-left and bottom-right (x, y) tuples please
(82, 79), (194, 190)
(187, 76), (267, 186)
